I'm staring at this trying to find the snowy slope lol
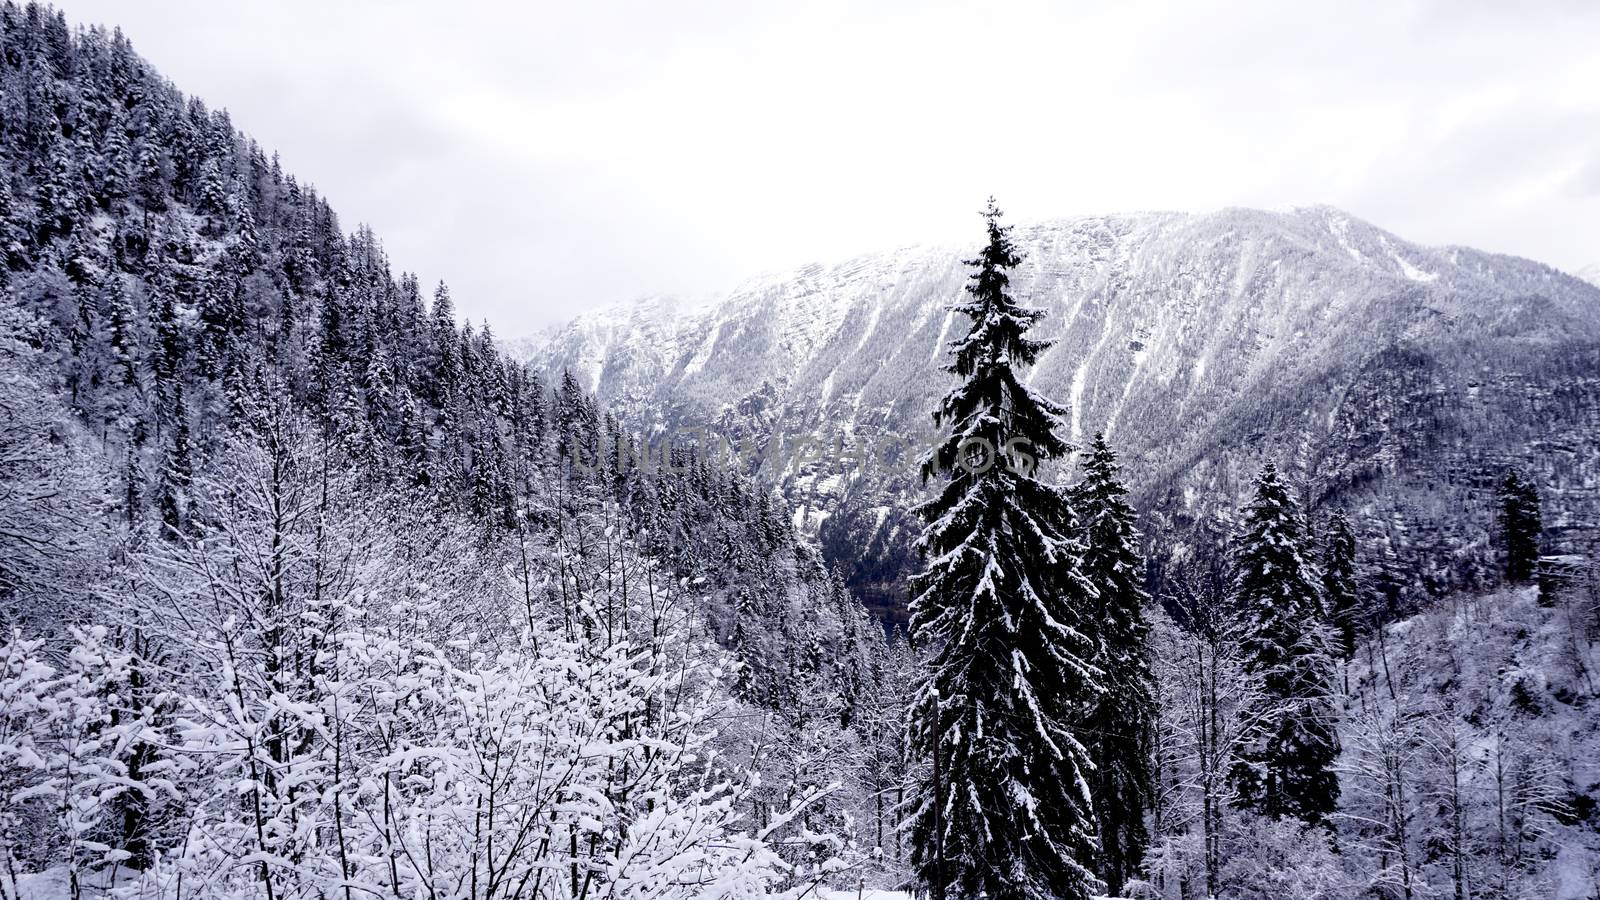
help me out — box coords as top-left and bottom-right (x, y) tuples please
(535, 207), (1600, 618)
(1577, 263), (1600, 288)
(1342, 584), (1600, 898)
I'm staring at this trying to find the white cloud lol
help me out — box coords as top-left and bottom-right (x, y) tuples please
(59, 0), (1600, 332)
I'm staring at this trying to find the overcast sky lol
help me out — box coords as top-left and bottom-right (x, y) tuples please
(58, 0), (1600, 334)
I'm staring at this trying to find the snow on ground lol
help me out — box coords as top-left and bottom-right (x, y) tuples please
(819, 883), (1132, 890)
(7, 868), (70, 899)
(1346, 584), (1600, 898)
(1327, 214), (1364, 263)
(682, 319), (722, 375)
(1380, 236), (1439, 282)
(1068, 360), (1088, 442)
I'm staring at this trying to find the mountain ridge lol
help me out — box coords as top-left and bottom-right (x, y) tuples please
(534, 205), (1600, 620)
(535, 205), (1596, 368)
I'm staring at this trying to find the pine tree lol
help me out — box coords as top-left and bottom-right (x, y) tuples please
(230, 202), (261, 275)
(1227, 463), (1341, 825)
(430, 284), (467, 477)
(134, 136), (167, 214)
(431, 281), (457, 361)
(1074, 432), (1155, 895)
(197, 271), (243, 379)
(103, 631), (181, 871)
(147, 266), (182, 406)
(196, 158), (230, 230)
(1320, 510), (1362, 660)
(156, 385), (193, 537)
(97, 110), (132, 206)
(907, 199), (1101, 900)
(104, 279), (139, 388)
(0, 173), (27, 269)
(122, 441), (144, 527)
(38, 134), (83, 239)
(1497, 470), (1542, 585)
(555, 369), (589, 467)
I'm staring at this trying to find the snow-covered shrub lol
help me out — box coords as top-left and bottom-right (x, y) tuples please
(0, 414), (851, 898)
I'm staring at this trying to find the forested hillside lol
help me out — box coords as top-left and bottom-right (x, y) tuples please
(4, 3), (1599, 899)
(1142, 578), (1600, 899)
(0, 4), (905, 895)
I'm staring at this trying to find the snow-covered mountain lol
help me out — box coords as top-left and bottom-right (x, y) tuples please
(1577, 263), (1600, 288)
(536, 207), (1600, 620)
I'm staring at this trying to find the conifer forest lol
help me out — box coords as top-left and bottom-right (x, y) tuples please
(1, 4), (1598, 898)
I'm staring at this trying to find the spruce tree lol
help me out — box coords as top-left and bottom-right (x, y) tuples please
(1075, 432), (1154, 895)
(38, 136), (83, 239)
(1228, 462), (1341, 826)
(0, 174), (27, 269)
(1497, 470), (1542, 584)
(907, 199), (1101, 900)
(430, 281), (460, 400)
(148, 266), (183, 406)
(105, 280), (139, 388)
(157, 385), (194, 537)
(98, 111), (132, 206)
(555, 369), (586, 465)
(1320, 510), (1362, 660)
(134, 138), (167, 214)
(196, 158), (231, 232)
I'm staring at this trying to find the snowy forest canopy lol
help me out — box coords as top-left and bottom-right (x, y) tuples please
(1, 3), (1598, 899)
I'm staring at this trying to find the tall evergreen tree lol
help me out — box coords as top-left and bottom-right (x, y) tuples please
(147, 266), (182, 411)
(37, 135), (82, 239)
(1497, 469), (1542, 585)
(555, 369), (591, 468)
(1074, 432), (1155, 895)
(0, 173), (27, 269)
(907, 199), (1101, 900)
(196, 158), (230, 232)
(430, 281), (459, 398)
(96, 110), (132, 205)
(1320, 510), (1362, 660)
(1227, 463), (1341, 825)
(133, 137), (166, 214)
(156, 385), (193, 537)
(104, 279), (139, 388)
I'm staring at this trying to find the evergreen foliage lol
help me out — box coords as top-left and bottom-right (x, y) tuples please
(1497, 469), (1542, 584)
(1320, 510), (1362, 661)
(1227, 463), (1341, 826)
(1075, 432), (1155, 895)
(907, 199), (1101, 900)
(10, 3), (1598, 895)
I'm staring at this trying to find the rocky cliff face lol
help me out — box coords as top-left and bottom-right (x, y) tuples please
(535, 207), (1600, 622)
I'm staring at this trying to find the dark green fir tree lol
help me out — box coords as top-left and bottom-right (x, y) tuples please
(1227, 462), (1341, 826)
(156, 384), (194, 538)
(1497, 469), (1542, 585)
(1075, 432), (1155, 896)
(1320, 510), (1362, 661)
(907, 199), (1101, 900)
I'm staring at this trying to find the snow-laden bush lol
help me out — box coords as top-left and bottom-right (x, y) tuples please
(2, 414), (847, 898)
